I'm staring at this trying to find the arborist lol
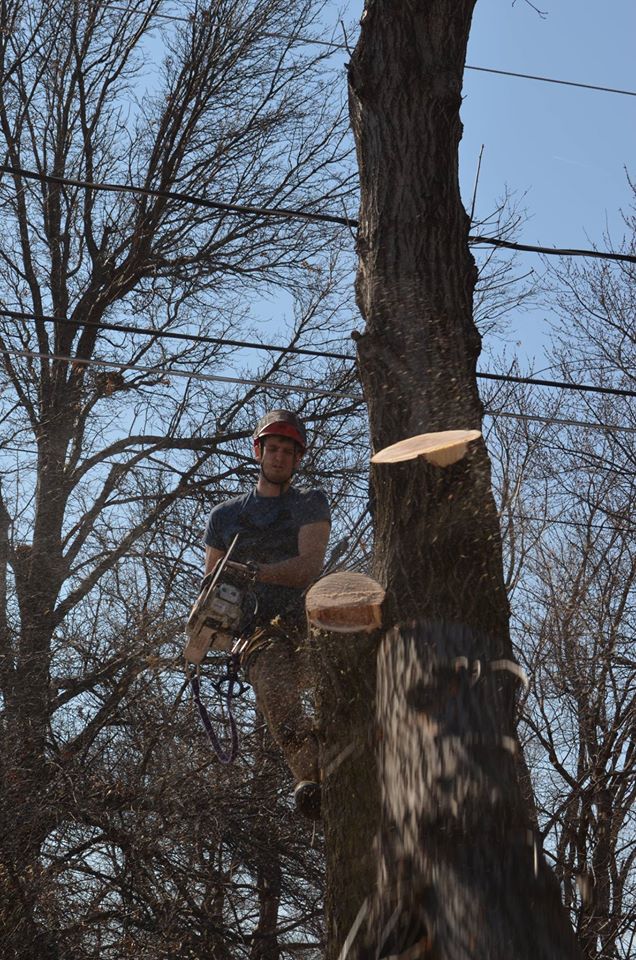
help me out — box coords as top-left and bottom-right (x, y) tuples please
(202, 409), (331, 819)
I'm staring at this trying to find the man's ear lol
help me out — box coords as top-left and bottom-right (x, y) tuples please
(254, 438), (264, 462)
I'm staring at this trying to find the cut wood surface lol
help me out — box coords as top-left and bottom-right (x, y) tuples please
(306, 571), (385, 633)
(371, 429), (481, 467)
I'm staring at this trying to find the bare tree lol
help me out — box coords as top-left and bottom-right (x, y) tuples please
(520, 501), (636, 960)
(492, 404), (636, 960)
(505, 206), (636, 960)
(315, 3), (581, 958)
(0, 1), (361, 955)
(471, 190), (538, 343)
(472, 203), (636, 956)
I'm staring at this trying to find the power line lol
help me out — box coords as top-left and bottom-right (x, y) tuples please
(499, 512), (635, 535)
(2, 164), (635, 265)
(464, 64), (636, 99)
(1, 438), (633, 535)
(0, 305), (415, 367)
(0, 164), (352, 228)
(0, 308), (350, 362)
(491, 409), (636, 436)
(0, 346), (352, 399)
(469, 234), (636, 265)
(2, 344), (636, 436)
(103, 5), (636, 99)
(321, 492), (636, 534)
(4, 307), (636, 401)
(478, 370), (636, 401)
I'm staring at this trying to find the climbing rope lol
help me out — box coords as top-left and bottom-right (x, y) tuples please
(188, 654), (248, 764)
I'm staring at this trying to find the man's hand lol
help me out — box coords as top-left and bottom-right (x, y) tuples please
(224, 560), (259, 581)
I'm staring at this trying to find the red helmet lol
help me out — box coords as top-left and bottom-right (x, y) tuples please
(252, 409), (307, 456)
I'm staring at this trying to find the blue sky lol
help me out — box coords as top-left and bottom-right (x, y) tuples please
(338, 0), (636, 363)
(461, 0), (635, 248)
(143, 1), (635, 371)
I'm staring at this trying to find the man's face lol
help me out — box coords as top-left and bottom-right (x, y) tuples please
(257, 435), (302, 484)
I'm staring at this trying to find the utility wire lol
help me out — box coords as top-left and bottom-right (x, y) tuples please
(469, 234), (636, 264)
(2, 164), (635, 265)
(464, 64), (636, 99)
(2, 344), (636, 436)
(4, 307), (636, 401)
(103, 5), (636, 99)
(0, 439), (633, 534)
(491, 409), (636, 436)
(500, 512), (635, 534)
(478, 369), (636, 401)
(0, 308), (350, 361)
(0, 164), (353, 228)
(0, 346), (351, 399)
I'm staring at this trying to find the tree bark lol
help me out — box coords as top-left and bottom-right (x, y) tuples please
(251, 849), (282, 960)
(331, 2), (583, 958)
(311, 627), (380, 960)
(361, 621), (579, 960)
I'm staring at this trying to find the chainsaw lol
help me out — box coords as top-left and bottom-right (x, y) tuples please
(184, 533), (258, 664)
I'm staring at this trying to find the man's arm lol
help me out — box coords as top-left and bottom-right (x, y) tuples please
(204, 545), (225, 576)
(203, 520), (331, 586)
(257, 520), (330, 589)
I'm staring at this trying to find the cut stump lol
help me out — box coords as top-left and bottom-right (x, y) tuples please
(306, 571), (385, 634)
(371, 428), (481, 468)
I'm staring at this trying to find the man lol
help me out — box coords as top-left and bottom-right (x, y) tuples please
(203, 409), (331, 819)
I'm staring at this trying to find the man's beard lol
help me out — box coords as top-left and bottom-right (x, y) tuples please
(260, 463), (293, 487)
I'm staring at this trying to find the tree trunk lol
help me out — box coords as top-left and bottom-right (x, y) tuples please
(330, 2), (583, 958)
(0, 411), (71, 960)
(311, 628), (380, 960)
(251, 853), (282, 960)
(361, 621), (579, 959)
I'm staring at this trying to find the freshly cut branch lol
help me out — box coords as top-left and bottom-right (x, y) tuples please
(371, 429), (481, 468)
(306, 572), (385, 634)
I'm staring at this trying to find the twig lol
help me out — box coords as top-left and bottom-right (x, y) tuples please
(340, 19), (354, 58)
(513, 0), (548, 18)
(469, 143), (485, 224)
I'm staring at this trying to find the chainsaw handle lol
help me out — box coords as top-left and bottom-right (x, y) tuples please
(199, 571), (214, 591)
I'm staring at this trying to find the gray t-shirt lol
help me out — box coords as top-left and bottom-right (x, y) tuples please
(204, 485), (331, 626)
